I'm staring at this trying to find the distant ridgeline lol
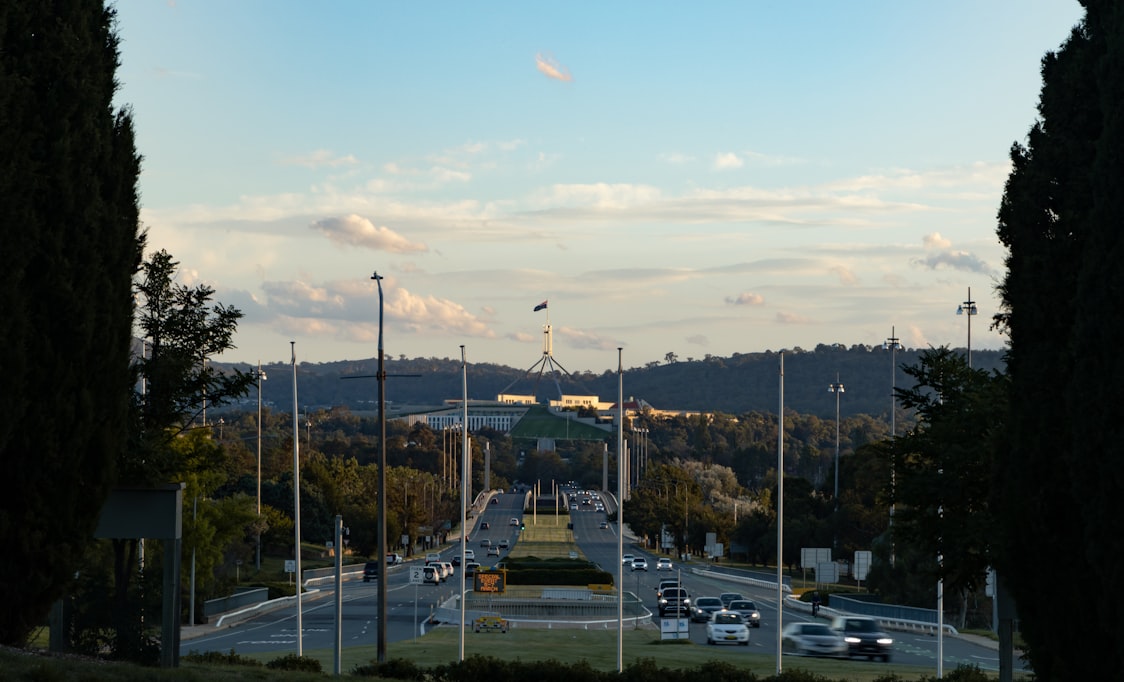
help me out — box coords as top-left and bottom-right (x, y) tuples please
(211, 345), (1004, 420)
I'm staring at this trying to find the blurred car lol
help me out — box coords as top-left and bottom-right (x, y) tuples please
(719, 592), (745, 608)
(464, 549), (475, 561)
(480, 538), (491, 547)
(498, 539), (509, 549)
(487, 545), (500, 557)
(726, 599), (761, 627)
(599, 521), (609, 529)
(465, 561), (481, 577)
(480, 521), (490, 530)
(490, 497), (499, 504)
(656, 558), (673, 571)
(622, 553), (636, 565)
(656, 579), (681, 598)
(706, 611), (750, 646)
(451, 555), (462, 567)
(690, 596), (724, 622)
(781, 622), (847, 658)
(657, 587), (691, 617)
(362, 561), (379, 583)
(830, 616), (893, 662)
(386, 553), (403, 565)
(631, 557), (648, 571)
(509, 517), (519, 526)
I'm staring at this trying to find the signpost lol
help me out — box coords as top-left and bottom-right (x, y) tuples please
(474, 569), (506, 594)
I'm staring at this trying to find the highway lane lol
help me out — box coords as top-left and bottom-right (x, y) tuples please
(568, 494), (1025, 675)
(181, 489), (527, 657)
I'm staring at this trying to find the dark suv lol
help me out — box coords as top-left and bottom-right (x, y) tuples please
(658, 587), (691, 617)
(830, 616), (893, 662)
(362, 561), (379, 583)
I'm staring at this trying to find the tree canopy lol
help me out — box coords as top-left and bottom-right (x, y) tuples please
(0, 1), (143, 646)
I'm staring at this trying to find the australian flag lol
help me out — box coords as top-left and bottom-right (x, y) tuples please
(533, 300), (548, 312)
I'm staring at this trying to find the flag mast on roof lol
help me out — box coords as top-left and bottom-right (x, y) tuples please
(500, 299), (579, 401)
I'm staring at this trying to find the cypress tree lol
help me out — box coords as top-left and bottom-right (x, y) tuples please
(996, 2), (1124, 677)
(0, 1), (142, 645)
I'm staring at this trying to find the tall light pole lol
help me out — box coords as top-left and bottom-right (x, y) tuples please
(828, 374), (845, 502)
(883, 328), (902, 567)
(372, 272), (388, 663)
(956, 287), (978, 368)
(291, 341), (302, 656)
(255, 361), (267, 570)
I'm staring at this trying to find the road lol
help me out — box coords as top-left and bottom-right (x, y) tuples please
(180, 489), (527, 657)
(182, 488), (1023, 675)
(566, 496), (1026, 674)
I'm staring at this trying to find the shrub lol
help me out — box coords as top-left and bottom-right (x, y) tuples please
(266, 653), (323, 672)
(182, 648), (263, 667)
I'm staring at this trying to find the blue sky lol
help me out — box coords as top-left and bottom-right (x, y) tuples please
(113, 1), (1084, 372)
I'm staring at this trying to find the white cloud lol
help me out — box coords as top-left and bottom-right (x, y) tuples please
(913, 250), (993, 275)
(829, 265), (859, 285)
(312, 214), (428, 253)
(556, 326), (620, 351)
(923, 232), (952, 249)
(725, 292), (765, 306)
(535, 52), (573, 82)
(714, 152), (744, 170)
(279, 149), (359, 169)
(776, 311), (811, 324)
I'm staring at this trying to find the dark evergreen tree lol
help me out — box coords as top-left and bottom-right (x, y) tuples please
(0, 2), (142, 646)
(995, 3), (1124, 676)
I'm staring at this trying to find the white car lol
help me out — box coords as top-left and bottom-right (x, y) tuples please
(781, 622), (847, 657)
(631, 557), (648, 571)
(463, 549), (475, 561)
(622, 553), (636, 565)
(706, 611), (750, 646)
(656, 558), (673, 571)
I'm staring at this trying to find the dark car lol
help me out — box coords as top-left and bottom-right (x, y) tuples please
(480, 521), (490, 530)
(727, 599), (761, 627)
(362, 561), (378, 583)
(830, 616), (893, 662)
(658, 587), (691, 617)
(690, 596), (724, 622)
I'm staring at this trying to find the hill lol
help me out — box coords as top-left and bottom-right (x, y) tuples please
(215, 344), (1005, 420)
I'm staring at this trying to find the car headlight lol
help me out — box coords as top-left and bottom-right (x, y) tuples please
(845, 636), (861, 643)
(683, 598), (690, 604)
(658, 598), (667, 605)
(877, 637), (893, 645)
(751, 611), (760, 618)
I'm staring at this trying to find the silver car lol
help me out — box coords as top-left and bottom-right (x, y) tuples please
(782, 622), (847, 657)
(726, 599), (761, 628)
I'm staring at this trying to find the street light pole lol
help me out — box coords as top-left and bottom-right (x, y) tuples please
(883, 328), (902, 567)
(828, 374), (844, 552)
(372, 272), (388, 663)
(828, 374), (845, 502)
(956, 287), (978, 369)
(255, 361), (267, 570)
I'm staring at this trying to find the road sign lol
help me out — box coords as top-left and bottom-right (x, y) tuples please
(854, 550), (872, 581)
(410, 566), (425, 585)
(660, 617), (689, 639)
(284, 559), (296, 573)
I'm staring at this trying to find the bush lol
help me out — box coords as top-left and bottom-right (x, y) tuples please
(353, 657), (426, 679)
(182, 649), (263, 667)
(266, 653), (323, 672)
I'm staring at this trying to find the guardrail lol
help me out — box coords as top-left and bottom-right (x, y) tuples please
(785, 595), (957, 636)
(689, 565), (793, 593)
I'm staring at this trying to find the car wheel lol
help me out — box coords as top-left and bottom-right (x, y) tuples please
(706, 637), (714, 645)
(882, 654), (891, 663)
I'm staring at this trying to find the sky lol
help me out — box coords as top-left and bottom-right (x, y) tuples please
(112, 1), (1085, 373)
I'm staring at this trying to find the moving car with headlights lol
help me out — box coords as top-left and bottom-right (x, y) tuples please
(719, 592), (745, 608)
(362, 561), (379, 582)
(830, 616), (893, 662)
(631, 557), (648, 571)
(656, 579), (680, 598)
(658, 587), (691, 617)
(726, 599), (761, 628)
(690, 596), (725, 622)
(706, 611), (750, 646)
(622, 553), (636, 565)
(656, 557), (673, 571)
(781, 622), (847, 657)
